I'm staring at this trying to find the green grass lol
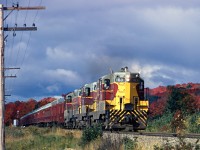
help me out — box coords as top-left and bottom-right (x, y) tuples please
(186, 112), (200, 133)
(5, 126), (80, 150)
(146, 112), (200, 133)
(146, 113), (173, 132)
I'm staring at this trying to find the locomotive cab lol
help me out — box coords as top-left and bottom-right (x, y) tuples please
(99, 67), (149, 131)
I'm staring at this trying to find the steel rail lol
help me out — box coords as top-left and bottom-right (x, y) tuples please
(104, 131), (200, 139)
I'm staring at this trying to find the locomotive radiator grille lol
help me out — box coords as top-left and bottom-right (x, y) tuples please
(109, 110), (120, 122)
(108, 110), (148, 129)
(109, 110), (127, 122)
(108, 110), (127, 127)
(132, 110), (147, 126)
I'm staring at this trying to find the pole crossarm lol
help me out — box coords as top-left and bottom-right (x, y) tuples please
(3, 6), (45, 11)
(4, 67), (20, 70)
(4, 75), (17, 78)
(4, 27), (37, 31)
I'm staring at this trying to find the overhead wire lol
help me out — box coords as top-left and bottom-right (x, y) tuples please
(18, 0), (43, 70)
(15, 0), (30, 70)
(5, 0), (44, 101)
(6, 0), (19, 68)
(4, 0), (19, 100)
(4, 0), (27, 101)
(6, 0), (29, 100)
(4, 0), (22, 101)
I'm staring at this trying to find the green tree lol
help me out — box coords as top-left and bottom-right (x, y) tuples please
(166, 86), (196, 114)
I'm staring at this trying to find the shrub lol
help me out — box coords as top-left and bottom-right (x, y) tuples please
(146, 113), (173, 132)
(170, 110), (186, 134)
(187, 112), (200, 133)
(79, 124), (103, 147)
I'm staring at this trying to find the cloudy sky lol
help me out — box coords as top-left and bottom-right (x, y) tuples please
(2, 0), (200, 102)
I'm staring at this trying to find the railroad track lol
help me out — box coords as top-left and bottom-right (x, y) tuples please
(104, 131), (200, 139)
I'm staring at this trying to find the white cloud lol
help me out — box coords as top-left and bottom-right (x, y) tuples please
(127, 61), (200, 88)
(46, 84), (59, 93)
(43, 69), (83, 85)
(136, 7), (200, 51)
(46, 47), (74, 60)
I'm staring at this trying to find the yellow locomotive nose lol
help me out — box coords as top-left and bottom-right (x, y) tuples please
(113, 82), (138, 111)
(125, 82), (139, 106)
(125, 81), (149, 112)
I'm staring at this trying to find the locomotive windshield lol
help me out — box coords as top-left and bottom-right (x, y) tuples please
(115, 73), (140, 83)
(115, 76), (125, 82)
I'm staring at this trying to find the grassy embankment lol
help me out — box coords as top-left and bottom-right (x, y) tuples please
(5, 125), (140, 150)
(6, 126), (81, 150)
(6, 121), (200, 150)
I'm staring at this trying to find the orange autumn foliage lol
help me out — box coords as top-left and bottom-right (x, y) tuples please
(5, 97), (55, 126)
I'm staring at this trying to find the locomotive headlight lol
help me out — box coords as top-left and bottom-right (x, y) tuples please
(125, 75), (130, 82)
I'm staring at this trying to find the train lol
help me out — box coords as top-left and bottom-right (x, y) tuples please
(20, 67), (149, 131)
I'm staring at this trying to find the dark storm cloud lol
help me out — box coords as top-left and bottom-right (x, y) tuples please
(3, 0), (200, 101)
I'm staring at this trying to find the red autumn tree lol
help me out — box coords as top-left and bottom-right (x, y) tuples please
(37, 97), (56, 108)
(26, 99), (37, 111)
(149, 92), (168, 118)
(5, 99), (37, 125)
(5, 102), (16, 126)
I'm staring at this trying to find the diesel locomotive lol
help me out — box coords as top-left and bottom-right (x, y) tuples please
(20, 67), (149, 131)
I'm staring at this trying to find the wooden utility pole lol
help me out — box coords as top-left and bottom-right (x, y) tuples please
(0, 4), (45, 149)
(0, 4), (5, 150)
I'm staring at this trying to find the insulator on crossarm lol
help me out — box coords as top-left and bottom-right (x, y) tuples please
(13, 32), (16, 37)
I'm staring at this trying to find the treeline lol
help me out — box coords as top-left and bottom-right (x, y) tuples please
(148, 85), (200, 133)
(5, 97), (56, 126)
(149, 85), (200, 118)
(5, 83), (200, 129)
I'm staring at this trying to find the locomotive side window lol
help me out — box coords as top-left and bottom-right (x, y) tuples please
(94, 84), (97, 90)
(104, 79), (110, 89)
(115, 76), (120, 82)
(85, 87), (90, 96)
(79, 90), (82, 96)
(99, 79), (102, 90)
(67, 96), (72, 103)
(140, 81), (144, 90)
